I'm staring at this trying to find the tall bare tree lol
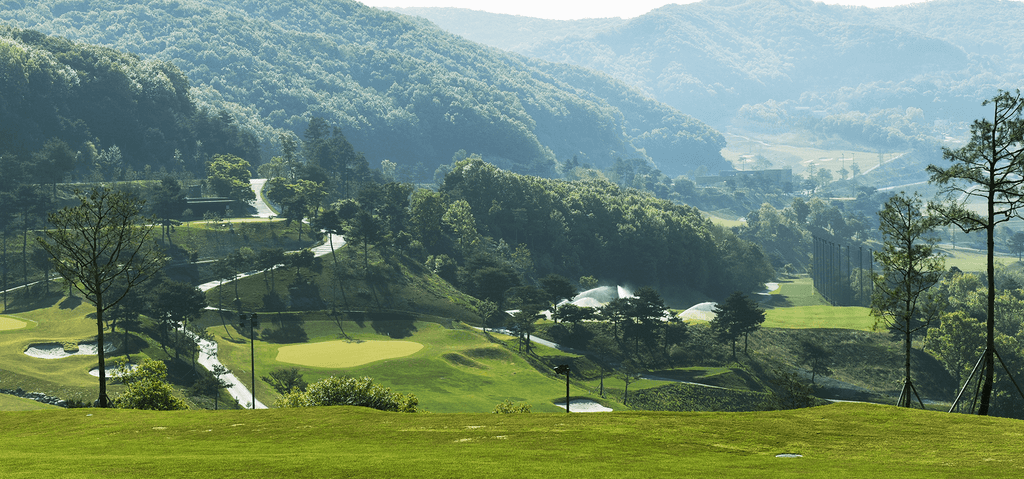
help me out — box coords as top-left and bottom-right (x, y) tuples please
(39, 188), (166, 407)
(928, 90), (1024, 415)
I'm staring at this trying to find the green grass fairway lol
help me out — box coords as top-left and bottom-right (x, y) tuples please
(206, 317), (605, 413)
(0, 299), (118, 402)
(276, 340), (423, 368)
(0, 315), (28, 331)
(766, 276), (830, 308)
(1, 403), (1022, 477)
(764, 305), (875, 331)
(0, 394), (59, 411)
(935, 245), (1014, 273)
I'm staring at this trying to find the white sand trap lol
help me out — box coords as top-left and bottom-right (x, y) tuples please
(554, 399), (612, 412)
(678, 302), (718, 321)
(0, 316), (27, 331)
(89, 363), (137, 377)
(277, 340), (423, 368)
(24, 341), (116, 359)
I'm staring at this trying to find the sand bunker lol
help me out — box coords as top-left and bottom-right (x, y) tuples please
(0, 316), (27, 331)
(24, 341), (116, 359)
(89, 363), (137, 377)
(276, 340), (423, 368)
(554, 399), (613, 412)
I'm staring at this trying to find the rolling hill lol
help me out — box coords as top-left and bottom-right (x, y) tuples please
(0, 0), (729, 177)
(400, 0), (1024, 134)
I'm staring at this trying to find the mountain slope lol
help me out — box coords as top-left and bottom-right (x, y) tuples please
(1, 0), (729, 176)
(401, 0), (1023, 127)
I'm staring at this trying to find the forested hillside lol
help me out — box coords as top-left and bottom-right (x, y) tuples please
(437, 158), (773, 296)
(403, 0), (1024, 150)
(0, 0), (728, 177)
(0, 25), (257, 178)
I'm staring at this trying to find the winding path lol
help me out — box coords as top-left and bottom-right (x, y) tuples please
(192, 179), (344, 409)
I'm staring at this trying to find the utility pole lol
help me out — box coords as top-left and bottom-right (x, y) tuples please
(239, 312), (259, 409)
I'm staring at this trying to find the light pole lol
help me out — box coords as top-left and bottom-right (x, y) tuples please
(554, 364), (571, 413)
(238, 312), (259, 409)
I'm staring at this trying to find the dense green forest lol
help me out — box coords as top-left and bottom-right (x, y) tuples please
(0, 0), (728, 178)
(0, 25), (257, 178)
(405, 0), (1024, 151)
(434, 158), (773, 297)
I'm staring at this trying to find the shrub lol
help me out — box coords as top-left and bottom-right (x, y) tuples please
(492, 399), (531, 413)
(262, 367), (307, 394)
(276, 376), (417, 412)
(112, 359), (188, 411)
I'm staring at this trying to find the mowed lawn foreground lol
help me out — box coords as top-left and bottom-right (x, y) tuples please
(2, 403), (1022, 477)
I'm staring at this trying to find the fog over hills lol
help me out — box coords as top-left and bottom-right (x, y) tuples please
(396, 0), (1024, 129)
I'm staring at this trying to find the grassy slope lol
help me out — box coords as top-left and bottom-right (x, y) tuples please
(0, 298), (115, 404)
(0, 395), (59, 411)
(205, 242), (481, 323)
(201, 314), (620, 413)
(1, 404), (1022, 477)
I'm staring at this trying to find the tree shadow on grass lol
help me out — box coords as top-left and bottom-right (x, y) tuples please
(262, 313), (308, 344)
(4, 290), (67, 313)
(370, 312), (417, 339)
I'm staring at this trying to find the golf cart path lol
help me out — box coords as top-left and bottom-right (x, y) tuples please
(193, 179), (344, 409)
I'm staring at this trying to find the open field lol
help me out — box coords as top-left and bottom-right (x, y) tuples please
(936, 245), (1016, 273)
(764, 276), (831, 308)
(1, 403), (1022, 477)
(764, 305), (875, 331)
(722, 132), (904, 175)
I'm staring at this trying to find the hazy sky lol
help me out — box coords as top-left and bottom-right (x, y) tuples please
(364, 0), (933, 20)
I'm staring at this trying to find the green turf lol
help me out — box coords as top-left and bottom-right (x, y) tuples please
(935, 245), (1014, 273)
(202, 316), (617, 413)
(1, 403), (1021, 477)
(0, 394), (60, 411)
(764, 276), (831, 308)
(0, 298), (118, 402)
(764, 305), (875, 331)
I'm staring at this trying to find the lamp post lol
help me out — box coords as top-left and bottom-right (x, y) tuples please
(238, 312), (259, 409)
(554, 364), (571, 413)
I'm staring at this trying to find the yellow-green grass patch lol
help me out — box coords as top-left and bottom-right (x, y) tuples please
(0, 316), (28, 331)
(765, 305), (875, 331)
(0, 394), (60, 411)
(935, 245), (1014, 274)
(276, 340), (423, 368)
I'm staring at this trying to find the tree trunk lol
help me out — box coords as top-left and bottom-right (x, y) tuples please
(980, 215), (995, 415)
(95, 286), (107, 408)
(903, 328), (912, 407)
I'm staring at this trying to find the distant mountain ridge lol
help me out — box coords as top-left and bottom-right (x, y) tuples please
(399, 0), (1024, 126)
(0, 0), (729, 177)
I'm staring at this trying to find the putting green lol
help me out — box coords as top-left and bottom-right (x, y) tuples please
(276, 340), (423, 368)
(0, 316), (27, 331)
